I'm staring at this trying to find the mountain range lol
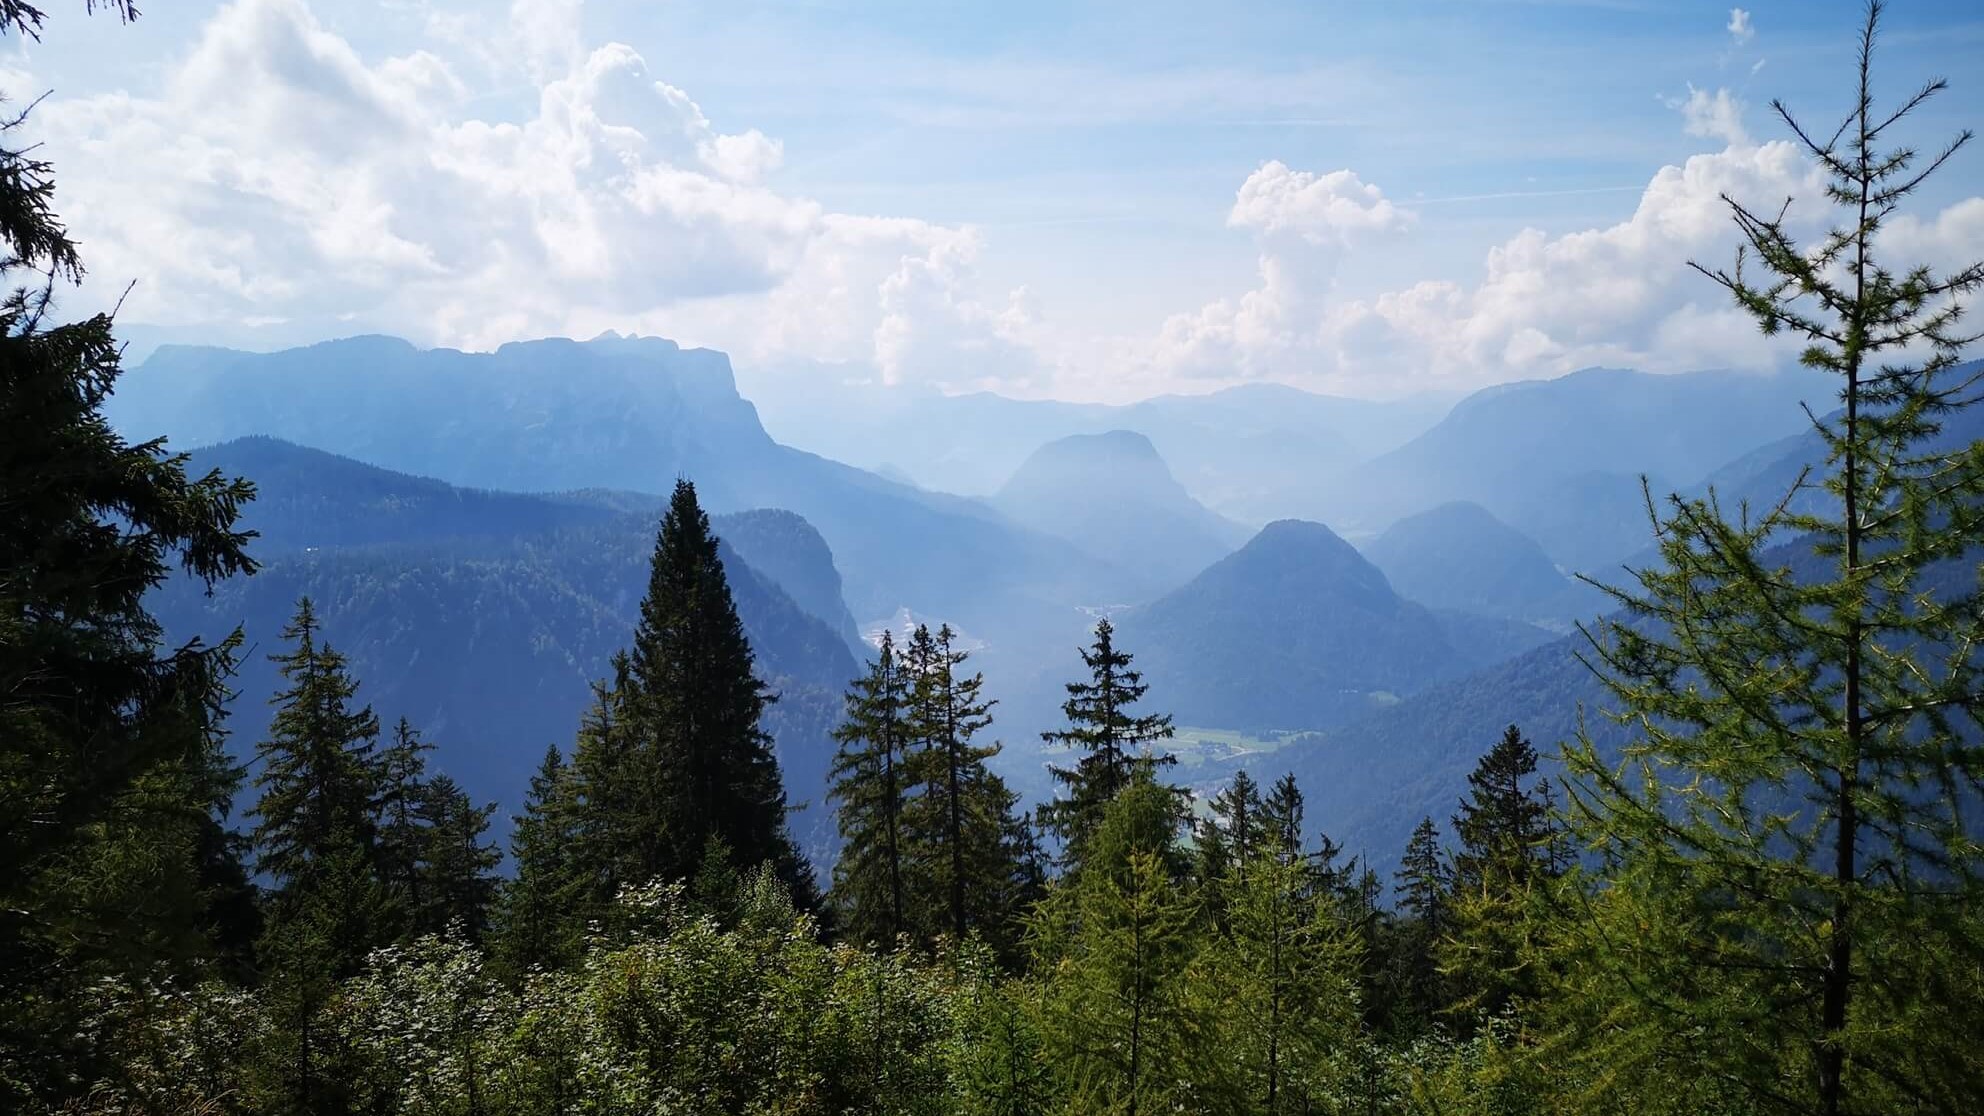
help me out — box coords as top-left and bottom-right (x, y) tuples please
(112, 332), (1924, 877)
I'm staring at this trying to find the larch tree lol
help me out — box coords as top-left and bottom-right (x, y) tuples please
(1033, 769), (1217, 1115)
(1209, 846), (1362, 1115)
(1561, 5), (1984, 1111)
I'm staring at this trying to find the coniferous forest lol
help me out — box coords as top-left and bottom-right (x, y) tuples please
(6, 2), (1984, 1113)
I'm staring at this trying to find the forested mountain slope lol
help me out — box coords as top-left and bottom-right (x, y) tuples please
(158, 442), (864, 867)
(1120, 519), (1549, 733)
(1362, 501), (1606, 626)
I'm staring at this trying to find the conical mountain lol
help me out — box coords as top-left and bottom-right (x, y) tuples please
(1118, 519), (1465, 733)
(1362, 501), (1604, 625)
(991, 429), (1250, 594)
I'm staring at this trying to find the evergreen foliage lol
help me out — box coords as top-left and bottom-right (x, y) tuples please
(624, 479), (812, 900)
(1, 4), (256, 1095)
(829, 629), (917, 942)
(494, 744), (585, 977)
(1561, 6), (1984, 1111)
(1040, 618), (1177, 871)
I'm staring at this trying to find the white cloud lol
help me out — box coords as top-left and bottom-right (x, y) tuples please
(1227, 162), (1412, 245)
(1144, 162), (1410, 381)
(22, 0), (1020, 387)
(1728, 8), (1755, 46)
(1129, 132), (1881, 394)
(1677, 85), (1749, 146)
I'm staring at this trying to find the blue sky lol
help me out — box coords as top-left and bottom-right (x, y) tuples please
(9, 0), (1983, 400)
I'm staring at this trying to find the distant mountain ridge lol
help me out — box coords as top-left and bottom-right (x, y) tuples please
(1361, 501), (1604, 626)
(1325, 366), (1837, 570)
(991, 430), (1250, 596)
(112, 335), (1128, 646)
(1120, 519), (1548, 734)
(748, 367), (1456, 521)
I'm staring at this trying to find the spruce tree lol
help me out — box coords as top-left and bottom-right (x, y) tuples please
(1198, 770), (1267, 887)
(1040, 618), (1176, 869)
(1450, 725), (1555, 893)
(1445, 725), (1561, 1025)
(1391, 816), (1452, 1029)
(904, 623), (1008, 944)
(1261, 773), (1308, 866)
(1, 5), (257, 1094)
(1561, 6), (1984, 1111)
(416, 773), (501, 940)
(495, 744), (585, 976)
(375, 717), (435, 931)
(598, 480), (809, 901)
(566, 670), (645, 907)
(828, 630), (916, 943)
(250, 598), (386, 907)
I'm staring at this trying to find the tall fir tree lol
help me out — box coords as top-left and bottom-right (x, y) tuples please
(1040, 618), (1176, 870)
(566, 669), (646, 908)
(1196, 769), (1268, 893)
(247, 600), (396, 1116)
(250, 598), (386, 907)
(1451, 725), (1556, 893)
(576, 480), (811, 905)
(375, 717), (435, 933)
(1559, 6), (1984, 1112)
(0, 2), (258, 1097)
(1444, 725), (1561, 1024)
(904, 623), (1018, 945)
(828, 629), (916, 943)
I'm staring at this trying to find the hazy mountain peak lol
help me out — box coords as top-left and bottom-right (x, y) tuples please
(1217, 518), (1398, 604)
(993, 429), (1248, 595)
(1362, 501), (1601, 623)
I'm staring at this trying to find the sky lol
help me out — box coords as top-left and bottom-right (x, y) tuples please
(7, 0), (1984, 402)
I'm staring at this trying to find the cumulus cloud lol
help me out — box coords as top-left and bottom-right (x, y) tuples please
(1677, 85), (1749, 146)
(1133, 130), (1878, 392)
(1146, 162), (1411, 380)
(1227, 162), (1411, 244)
(23, 0), (1021, 386)
(1728, 8), (1755, 46)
